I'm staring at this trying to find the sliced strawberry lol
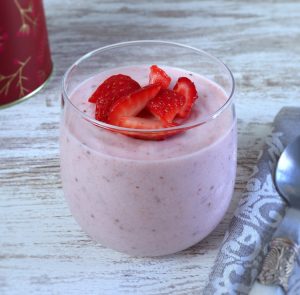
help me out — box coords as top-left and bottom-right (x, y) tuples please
(173, 77), (198, 118)
(137, 107), (153, 119)
(113, 116), (180, 140)
(116, 116), (166, 129)
(88, 74), (140, 122)
(147, 89), (185, 124)
(108, 84), (161, 125)
(149, 65), (171, 88)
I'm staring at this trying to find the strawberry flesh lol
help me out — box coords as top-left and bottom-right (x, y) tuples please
(113, 116), (180, 140)
(173, 77), (198, 118)
(147, 89), (185, 124)
(88, 74), (140, 122)
(149, 65), (171, 88)
(116, 116), (166, 129)
(108, 84), (161, 125)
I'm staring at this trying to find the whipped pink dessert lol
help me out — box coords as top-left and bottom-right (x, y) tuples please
(60, 65), (237, 256)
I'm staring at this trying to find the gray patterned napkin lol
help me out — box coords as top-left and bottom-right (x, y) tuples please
(203, 107), (300, 295)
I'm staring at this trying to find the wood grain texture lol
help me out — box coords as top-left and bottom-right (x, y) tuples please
(1, 0), (300, 294)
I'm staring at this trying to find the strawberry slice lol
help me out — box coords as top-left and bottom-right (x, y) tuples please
(149, 65), (171, 88)
(147, 89), (185, 124)
(137, 107), (153, 119)
(108, 84), (161, 125)
(88, 74), (140, 122)
(107, 83), (183, 140)
(173, 77), (198, 118)
(112, 116), (180, 140)
(116, 116), (166, 129)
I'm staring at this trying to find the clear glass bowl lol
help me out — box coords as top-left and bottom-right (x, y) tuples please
(60, 40), (236, 256)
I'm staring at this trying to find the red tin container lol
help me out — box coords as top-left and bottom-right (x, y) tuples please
(0, 0), (52, 108)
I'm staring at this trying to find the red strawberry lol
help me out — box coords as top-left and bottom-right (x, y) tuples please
(108, 84), (161, 125)
(173, 77), (198, 118)
(112, 116), (180, 140)
(88, 74), (140, 122)
(147, 89), (185, 124)
(137, 107), (154, 119)
(149, 65), (171, 88)
(116, 116), (166, 129)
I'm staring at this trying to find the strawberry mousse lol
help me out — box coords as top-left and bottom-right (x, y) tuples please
(60, 64), (236, 256)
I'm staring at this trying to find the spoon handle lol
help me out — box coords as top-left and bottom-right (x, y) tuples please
(249, 208), (300, 294)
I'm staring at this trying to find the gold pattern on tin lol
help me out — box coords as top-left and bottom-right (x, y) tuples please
(14, 0), (37, 34)
(0, 57), (31, 97)
(258, 237), (299, 292)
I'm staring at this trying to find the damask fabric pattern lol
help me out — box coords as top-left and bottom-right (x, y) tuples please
(203, 107), (300, 295)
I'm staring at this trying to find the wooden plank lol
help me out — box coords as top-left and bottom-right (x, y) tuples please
(1, 0), (300, 294)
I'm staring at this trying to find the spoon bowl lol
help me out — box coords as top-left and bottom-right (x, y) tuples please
(275, 136), (300, 209)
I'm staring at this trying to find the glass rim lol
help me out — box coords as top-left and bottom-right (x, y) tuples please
(61, 40), (235, 133)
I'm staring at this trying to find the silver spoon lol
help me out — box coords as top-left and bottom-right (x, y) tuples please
(250, 136), (300, 295)
(275, 136), (300, 209)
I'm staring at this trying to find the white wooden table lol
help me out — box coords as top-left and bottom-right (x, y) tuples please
(1, 1), (300, 294)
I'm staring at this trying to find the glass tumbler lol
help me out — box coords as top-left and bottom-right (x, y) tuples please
(60, 41), (236, 256)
